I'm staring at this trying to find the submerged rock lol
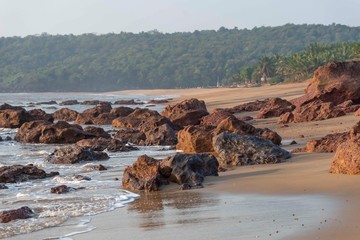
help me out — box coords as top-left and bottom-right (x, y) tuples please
(45, 145), (109, 164)
(0, 164), (59, 183)
(213, 132), (291, 167)
(0, 206), (34, 223)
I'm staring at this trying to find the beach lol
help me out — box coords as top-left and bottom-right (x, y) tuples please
(71, 83), (360, 239)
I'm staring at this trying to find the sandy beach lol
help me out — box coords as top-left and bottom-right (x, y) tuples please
(12, 82), (360, 240)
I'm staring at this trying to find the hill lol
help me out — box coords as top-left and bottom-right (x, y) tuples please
(1, 23), (360, 92)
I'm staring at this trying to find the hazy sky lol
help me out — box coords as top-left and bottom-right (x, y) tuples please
(0, 0), (359, 37)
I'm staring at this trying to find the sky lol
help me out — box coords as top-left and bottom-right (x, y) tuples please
(0, 0), (359, 37)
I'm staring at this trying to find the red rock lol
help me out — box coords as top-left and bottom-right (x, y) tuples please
(355, 108), (360, 116)
(0, 206), (34, 223)
(53, 108), (79, 121)
(114, 128), (146, 145)
(83, 126), (111, 139)
(330, 139), (360, 174)
(176, 126), (215, 153)
(28, 109), (54, 122)
(200, 111), (233, 127)
(112, 108), (159, 128)
(74, 102), (112, 124)
(293, 132), (349, 153)
(161, 98), (209, 127)
(225, 99), (267, 113)
(256, 98), (295, 119)
(110, 106), (134, 117)
(0, 104), (30, 128)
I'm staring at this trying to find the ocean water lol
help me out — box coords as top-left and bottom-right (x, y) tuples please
(0, 92), (177, 239)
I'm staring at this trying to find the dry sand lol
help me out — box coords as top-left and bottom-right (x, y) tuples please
(68, 83), (360, 239)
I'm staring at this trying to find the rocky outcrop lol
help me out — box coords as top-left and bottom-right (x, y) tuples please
(160, 153), (219, 189)
(161, 98), (209, 127)
(213, 132), (291, 167)
(15, 121), (94, 144)
(0, 206), (34, 223)
(122, 155), (163, 191)
(292, 132), (349, 153)
(0, 104), (30, 128)
(176, 126), (215, 153)
(45, 145), (109, 164)
(256, 98), (295, 119)
(0, 164), (59, 183)
(76, 137), (138, 152)
(52, 108), (79, 121)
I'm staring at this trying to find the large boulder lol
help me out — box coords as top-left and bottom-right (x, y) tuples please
(110, 106), (134, 117)
(160, 153), (219, 188)
(52, 108), (79, 121)
(256, 98), (295, 119)
(0, 104), (30, 128)
(114, 128), (146, 145)
(143, 123), (178, 146)
(213, 132), (291, 167)
(15, 121), (94, 144)
(76, 137), (138, 152)
(0, 206), (34, 223)
(0, 164), (59, 183)
(161, 98), (209, 127)
(45, 145), (109, 164)
(75, 102), (112, 124)
(122, 155), (163, 191)
(83, 126), (111, 139)
(112, 108), (159, 128)
(200, 110), (233, 127)
(176, 125), (215, 153)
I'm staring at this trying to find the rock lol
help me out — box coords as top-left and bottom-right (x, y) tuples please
(72, 175), (91, 181)
(59, 100), (79, 106)
(161, 98), (209, 127)
(213, 115), (256, 136)
(0, 164), (59, 183)
(292, 132), (349, 153)
(143, 123), (178, 146)
(81, 100), (110, 105)
(148, 99), (171, 104)
(110, 106), (134, 117)
(213, 132), (291, 167)
(254, 128), (282, 145)
(330, 138), (360, 174)
(355, 108), (360, 116)
(75, 102), (112, 124)
(200, 110), (233, 127)
(0, 104), (30, 128)
(83, 126), (111, 138)
(122, 155), (163, 191)
(45, 145), (109, 164)
(176, 125), (215, 153)
(114, 99), (144, 105)
(0, 183), (8, 189)
(160, 153), (219, 188)
(53, 108), (79, 121)
(4, 136), (11, 141)
(281, 100), (345, 123)
(114, 128), (146, 145)
(36, 100), (57, 105)
(278, 112), (294, 124)
(82, 164), (107, 171)
(238, 116), (254, 121)
(76, 138), (138, 152)
(28, 109), (54, 122)
(0, 206), (34, 223)
(225, 99), (267, 114)
(112, 108), (160, 128)
(256, 98), (295, 119)
(50, 185), (76, 194)
(15, 120), (94, 144)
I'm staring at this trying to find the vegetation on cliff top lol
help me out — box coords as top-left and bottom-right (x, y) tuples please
(1, 24), (360, 92)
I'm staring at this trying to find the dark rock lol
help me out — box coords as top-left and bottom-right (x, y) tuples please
(122, 155), (163, 191)
(161, 98), (209, 127)
(143, 123), (178, 146)
(148, 99), (171, 104)
(36, 101), (57, 105)
(110, 106), (134, 117)
(0, 183), (8, 189)
(59, 100), (79, 106)
(0, 164), (59, 183)
(50, 185), (75, 194)
(45, 145), (109, 164)
(83, 126), (111, 139)
(72, 175), (91, 181)
(28, 109), (54, 122)
(256, 98), (295, 119)
(4, 136), (11, 141)
(0, 206), (34, 223)
(114, 128), (146, 145)
(213, 132), (291, 167)
(160, 153), (219, 187)
(81, 100), (110, 105)
(15, 120), (94, 144)
(76, 137), (138, 152)
(114, 99), (144, 105)
(53, 108), (79, 121)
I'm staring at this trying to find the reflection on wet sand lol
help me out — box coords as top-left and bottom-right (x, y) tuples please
(128, 190), (220, 231)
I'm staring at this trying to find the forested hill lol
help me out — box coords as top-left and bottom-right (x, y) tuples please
(1, 23), (360, 92)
